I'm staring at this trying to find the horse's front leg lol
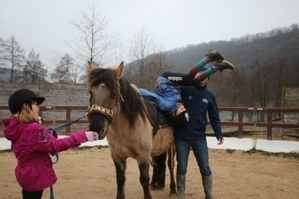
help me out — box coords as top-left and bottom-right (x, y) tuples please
(113, 158), (126, 199)
(139, 161), (152, 199)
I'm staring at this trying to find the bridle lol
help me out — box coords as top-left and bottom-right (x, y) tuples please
(87, 104), (114, 122)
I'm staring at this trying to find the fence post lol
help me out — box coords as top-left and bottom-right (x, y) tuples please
(267, 110), (273, 140)
(238, 110), (243, 138)
(66, 108), (71, 134)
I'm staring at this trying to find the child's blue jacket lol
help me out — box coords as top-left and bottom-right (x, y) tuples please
(139, 76), (181, 114)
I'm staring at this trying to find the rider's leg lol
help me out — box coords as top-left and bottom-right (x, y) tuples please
(188, 49), (225, 78)
(193, 60), (235, 82)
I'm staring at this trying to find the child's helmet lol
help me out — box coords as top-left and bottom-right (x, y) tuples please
(8, 89), (45, 114)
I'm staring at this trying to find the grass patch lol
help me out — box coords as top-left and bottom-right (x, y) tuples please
(226, 149), (236, 154)
(72, 145), (109, 150)
(243, 148), (299, 159)
(0, 149), (12, 153)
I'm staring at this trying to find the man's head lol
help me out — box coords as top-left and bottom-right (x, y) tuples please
(199, 77), (209, 87)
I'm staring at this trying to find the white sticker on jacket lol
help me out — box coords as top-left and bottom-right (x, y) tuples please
(202, 98), (208, 104)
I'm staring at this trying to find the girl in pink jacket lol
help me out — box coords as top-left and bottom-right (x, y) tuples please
(2, 89), (98, 199)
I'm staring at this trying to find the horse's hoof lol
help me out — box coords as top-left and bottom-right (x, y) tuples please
(169, 191), (177, 195)
(150, 184), (164, 190)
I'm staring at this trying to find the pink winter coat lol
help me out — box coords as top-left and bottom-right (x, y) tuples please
(2, 117), (89, 191)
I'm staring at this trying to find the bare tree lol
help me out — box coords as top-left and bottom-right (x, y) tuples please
(67, 1), (113, 66)
(144, 52), (173, 90)
(127, 27), (162, 88)
(0, 37), (6, 66)
(2, 36), (25, 82)
(24, 50), (47, 84)
(126, 27), (176, 90)
(51, 53), (81, 84)
(128, 27), (152, 86)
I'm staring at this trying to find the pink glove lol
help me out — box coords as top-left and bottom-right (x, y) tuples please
(85, 131), (99, 141)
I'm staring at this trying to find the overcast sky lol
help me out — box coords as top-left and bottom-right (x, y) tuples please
(1, 0), (298, 71)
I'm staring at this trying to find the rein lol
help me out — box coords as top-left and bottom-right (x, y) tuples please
(49, 113), (87, 164)
(49, 113), (88, 164)
(48, 112), (88, 199)
(50, 113), (88, 132)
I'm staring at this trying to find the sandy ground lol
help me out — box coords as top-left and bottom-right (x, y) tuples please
(1, 146), (298, 199)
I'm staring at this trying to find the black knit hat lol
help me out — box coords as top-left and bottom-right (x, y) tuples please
(8, 89), (45, 114)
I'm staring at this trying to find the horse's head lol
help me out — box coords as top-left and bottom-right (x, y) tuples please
(86, 61), (124, 139)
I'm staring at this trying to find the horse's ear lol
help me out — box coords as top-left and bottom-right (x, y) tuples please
(115, 61), (124, 78)
(87, 61), (96, 71)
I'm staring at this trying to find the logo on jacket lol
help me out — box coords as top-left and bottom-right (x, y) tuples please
(167, 76), (183, 81)
(39, 130), (51, 141)
(202, 98), (208, 104)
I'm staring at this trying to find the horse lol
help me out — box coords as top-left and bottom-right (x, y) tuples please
(86, 61), (176, 199)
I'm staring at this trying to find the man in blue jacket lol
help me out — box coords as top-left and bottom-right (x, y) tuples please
(139, 49), (234, 125)
(174, 77), (224, 199)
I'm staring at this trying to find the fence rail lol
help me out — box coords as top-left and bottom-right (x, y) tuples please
(1, 106), (299, 140)
(218, 107), (299, 140)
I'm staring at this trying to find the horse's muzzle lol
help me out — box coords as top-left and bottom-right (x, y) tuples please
(88, 113), (109, 140)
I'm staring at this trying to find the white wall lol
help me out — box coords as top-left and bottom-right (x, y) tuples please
(1, 137), (298, 153)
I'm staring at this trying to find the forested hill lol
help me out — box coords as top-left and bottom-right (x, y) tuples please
(125, 25), (299, 107)
(166, 26), (299, 73)
(1, 25), (298, 108)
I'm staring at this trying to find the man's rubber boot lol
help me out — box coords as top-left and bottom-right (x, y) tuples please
(202, 175), (213, 199)
(177, 174), (186, 199)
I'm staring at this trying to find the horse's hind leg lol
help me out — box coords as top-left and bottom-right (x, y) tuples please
(139, 161), (152, 199)
(168, 142), (177, 195)
(113, 159), (126, 199)
(150, 153), (167, 189)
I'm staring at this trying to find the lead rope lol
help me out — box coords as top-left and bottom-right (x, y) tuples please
(50, 186), (54, 199)
(48, 113), (88, 199)
(49, 113), (88, 164)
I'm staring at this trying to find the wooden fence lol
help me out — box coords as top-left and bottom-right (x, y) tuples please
(1, 106), (299, 140)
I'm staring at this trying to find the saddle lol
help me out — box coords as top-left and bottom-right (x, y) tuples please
(143, 97), (174, 157)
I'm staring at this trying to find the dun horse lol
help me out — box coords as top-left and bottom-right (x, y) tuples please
(86, 62), (176, 199)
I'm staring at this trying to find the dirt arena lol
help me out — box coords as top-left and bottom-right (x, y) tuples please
(1, 146), (298, 199)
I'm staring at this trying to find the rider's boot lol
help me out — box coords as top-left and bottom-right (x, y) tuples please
(188, 49), (225, 77)
(205, 49), (225, 62)
(212, 60), (235, 72)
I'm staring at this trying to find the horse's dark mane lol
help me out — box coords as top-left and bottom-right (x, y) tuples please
(88, 68), (118, 98)
(119, 77), (147, 128)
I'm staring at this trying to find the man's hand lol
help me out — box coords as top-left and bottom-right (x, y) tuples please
(217, 137), (224, 145)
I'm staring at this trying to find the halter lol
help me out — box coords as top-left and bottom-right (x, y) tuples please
(87, 104), (114, 122)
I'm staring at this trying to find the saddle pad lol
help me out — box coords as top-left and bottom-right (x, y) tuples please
(151, 125), (174, 156)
